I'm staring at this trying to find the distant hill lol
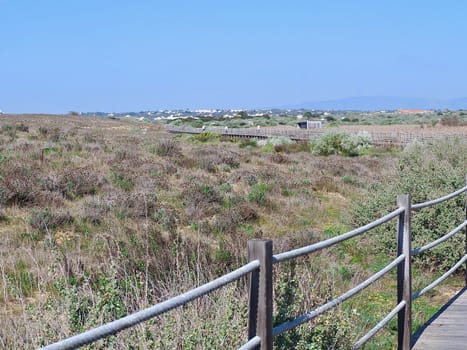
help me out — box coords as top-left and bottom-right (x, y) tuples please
(289, 96), (467, 111)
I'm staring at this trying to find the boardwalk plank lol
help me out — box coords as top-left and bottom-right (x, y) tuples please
(412, 288), (467, 350)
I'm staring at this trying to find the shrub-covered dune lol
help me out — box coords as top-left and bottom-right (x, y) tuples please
(0, 114), (465, 349)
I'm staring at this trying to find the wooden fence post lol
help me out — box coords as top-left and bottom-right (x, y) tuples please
(397, 195), (412, 350)
(248, 240), (273, 350)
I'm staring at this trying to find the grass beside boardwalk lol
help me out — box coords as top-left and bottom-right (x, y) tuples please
(0, 114), (465, 349)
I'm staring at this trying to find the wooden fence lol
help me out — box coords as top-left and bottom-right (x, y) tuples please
(167, 125), (467, 147)
(41, 179), (467, 350)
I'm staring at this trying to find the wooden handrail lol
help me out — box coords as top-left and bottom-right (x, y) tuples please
(41, 178), (467, 350)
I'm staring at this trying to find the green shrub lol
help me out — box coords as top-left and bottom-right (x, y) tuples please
(353, 139), (467, 270)
(1, 124), (17, 140)
(310, 131), (372, 156)
(182, 181), (223, 219)
(190, 120), (204, 128)
(248, 183), (271, 205)
(239, 139), (257, 148)
(273, 262), (353, 350)
(258, 137), (293, 152)
(192, 132), (220, 143)
(274, 141), (309, 153)
(111, 169), (135, 191)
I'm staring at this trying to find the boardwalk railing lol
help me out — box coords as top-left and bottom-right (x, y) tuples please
(41, 178), (467, 350)
(167, 125), (467, 146)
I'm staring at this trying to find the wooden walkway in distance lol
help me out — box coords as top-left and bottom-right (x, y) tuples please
(412, 287), (467, 349)
(167, 125), (467, 147)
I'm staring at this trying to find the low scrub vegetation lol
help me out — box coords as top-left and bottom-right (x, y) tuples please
(310, 131), (372, 156)
(354, 138), (467, 271)
(0, 114), (463, 349)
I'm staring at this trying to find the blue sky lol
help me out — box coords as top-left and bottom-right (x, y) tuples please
(1, 0), (466, 113)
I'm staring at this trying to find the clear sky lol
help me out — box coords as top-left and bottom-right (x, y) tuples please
(1, 0), (466, 113)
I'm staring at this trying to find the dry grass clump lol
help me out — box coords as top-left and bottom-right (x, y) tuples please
(270, 152), (290, 164)
(79, 196), (111, 224)
(155, 138), (180, 157)
(110, 190), (158, 219)
(9, 140), (35, 151)
(29, 208), (74, 232)
(57, 167), (105, 199)
(0, 205), (6, 222)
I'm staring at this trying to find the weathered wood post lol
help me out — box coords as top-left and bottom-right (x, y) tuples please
(397, 195), (412, 350)
(248, 240), (273, 350)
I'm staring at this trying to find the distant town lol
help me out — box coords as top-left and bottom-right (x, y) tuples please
(84, 108), (435, 120)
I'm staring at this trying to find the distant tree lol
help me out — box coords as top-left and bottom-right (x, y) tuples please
(191, 120), (204, 128)
(236, 111), (249, 119)
(69, 111), (80, 116)
(303, 111), (313, 119)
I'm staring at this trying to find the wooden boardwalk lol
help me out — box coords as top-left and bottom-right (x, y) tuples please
(412, 288), (467, 350)
(167, 125), (467, 147)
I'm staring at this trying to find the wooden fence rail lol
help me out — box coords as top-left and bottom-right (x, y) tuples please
(40, 177), (467, 350)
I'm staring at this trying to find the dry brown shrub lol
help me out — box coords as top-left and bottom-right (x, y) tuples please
(313, 176), (340, 193)
(39, 190), (66, 207)
(213, 202), (258, 235)
(440, 115), (464, 127)
(106, 189), (158, 219)
(0, 164), (39, 206)
(48, 128), (65, 142)
(236, 202), (259, 221)
(187, 147), (240, 173)
(156, 138), (180, 157)
(173, 154), (197, 169)
(273, 228), (319, 254)
(80, 196), (111, 224)
(197, 154), (218, 173)
(83, 142), (103, 153)
(181, 176), (223, 220)
(10, 140), (35, 151)
(0, 205), (6, 221)
(161, 160), (178, 175)
(62, 167), (105, 199)
(109, 145), (147, 169)
(136, 172), (168, 191)
(270, 152), (289, 164)
(14, 123), (29, 132)
(29, 208), (74, 232)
